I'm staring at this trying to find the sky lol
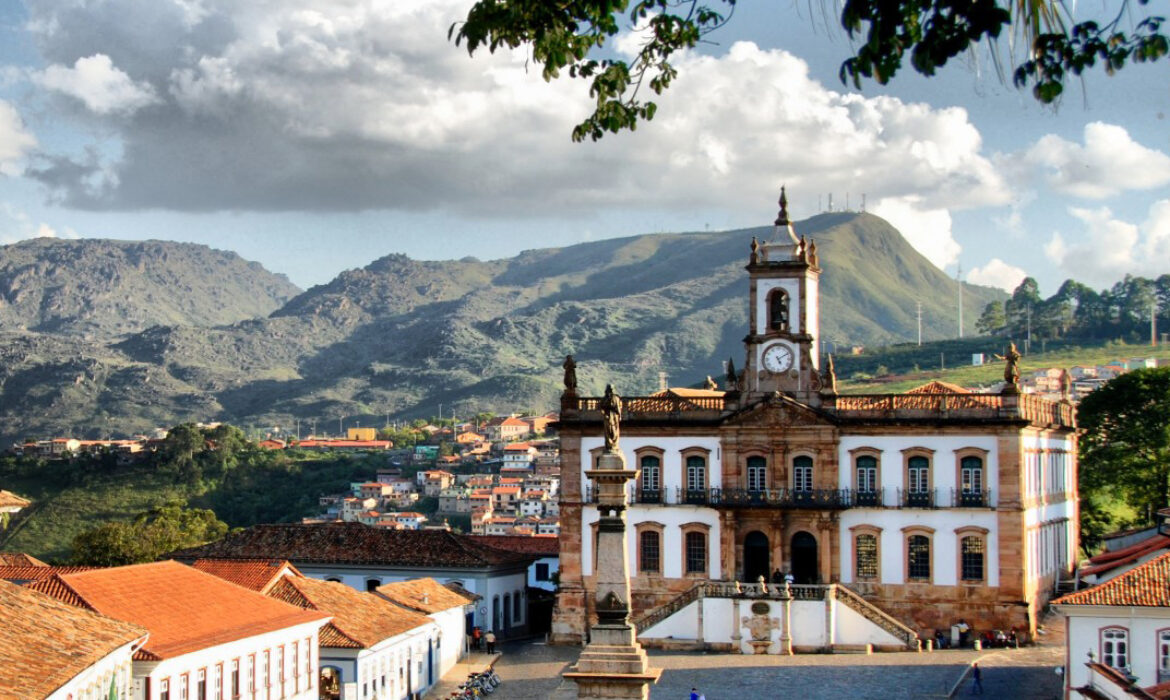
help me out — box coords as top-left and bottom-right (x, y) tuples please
(0, 0), (1167, 296)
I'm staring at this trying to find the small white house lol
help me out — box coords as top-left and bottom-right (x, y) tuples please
(1053, 550), (1170, 698)
(1, 579), (148, 700)
(376, 578), (475, 679)
(30, 561), (330, 700)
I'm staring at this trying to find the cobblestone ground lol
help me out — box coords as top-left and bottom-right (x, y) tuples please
(484, 615), (1066, 700)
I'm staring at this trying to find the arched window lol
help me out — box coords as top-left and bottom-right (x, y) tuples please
(640, 454), (661, 502)
(792, 455), (813, 492)
(907, 534), (931, 581)
(960, 456), (983, 493)
(686, 455), (707, 491)
(1101, 627), (1129, 670)
(960, 536), (985, 581)
(855, 533), (878, 581)
(685, 531), (707, 575)
(746, 456), (767, 492)
(639, 530), (661, 574)
(855, 455), (877, 493)
(769, 288), (790, 331)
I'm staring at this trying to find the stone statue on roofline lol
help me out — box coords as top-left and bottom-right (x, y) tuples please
(996, 342), (1022, 393)
(562, 354), (578, 395)
(601, 383), (622, 452)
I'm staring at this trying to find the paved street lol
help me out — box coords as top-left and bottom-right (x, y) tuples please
(481, 616), (1066, 700)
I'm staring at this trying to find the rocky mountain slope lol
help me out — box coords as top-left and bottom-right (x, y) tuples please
(0, 214), (1004, 443)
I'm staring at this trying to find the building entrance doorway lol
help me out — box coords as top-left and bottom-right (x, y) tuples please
(743, 531), (770, 582)
(791, 531), (818, 583)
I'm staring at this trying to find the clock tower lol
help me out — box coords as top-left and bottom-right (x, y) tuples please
(742, 187), (822, 398)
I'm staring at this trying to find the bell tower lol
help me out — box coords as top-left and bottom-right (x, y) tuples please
(742, 187), (822, 398)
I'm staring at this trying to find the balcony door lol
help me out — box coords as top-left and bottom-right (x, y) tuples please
(791, 531), (818, 584)
(743, 530), (770, 583)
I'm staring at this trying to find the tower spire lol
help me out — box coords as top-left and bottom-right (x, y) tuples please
(774, 185), (789, 227)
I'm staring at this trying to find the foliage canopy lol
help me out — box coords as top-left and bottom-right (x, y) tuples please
(71, 502), (230, 566)
(1078, 367), (1170, 525)
(452, 0), (1168, 141)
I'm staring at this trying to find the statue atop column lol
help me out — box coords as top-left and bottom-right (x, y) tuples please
(601, 383), (622, 453)
(563, 354), (578, 394)
(998, 342), (1022, 392)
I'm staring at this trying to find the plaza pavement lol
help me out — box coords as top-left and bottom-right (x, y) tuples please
(480, 615), (1066, 700)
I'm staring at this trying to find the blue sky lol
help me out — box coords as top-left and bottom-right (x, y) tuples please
(0, 0), (1167, 296)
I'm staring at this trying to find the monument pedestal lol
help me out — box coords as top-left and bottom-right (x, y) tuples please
(565, 449), (660, 699)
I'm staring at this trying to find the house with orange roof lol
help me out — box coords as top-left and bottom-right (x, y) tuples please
(0, 579), (148, 700)
(191, 559), (303, 594)
(376, 578), (475, 680)
(502, 442), (537, 471)
(0, 552), (46, 567)
(0, 489), (31, 530)
(29, 561), (330, 700)
(1053, 550), (1170, 697)
(266, 575), (440, 700)
(491, 485), (521, 514)
(484, 415), (530, 443)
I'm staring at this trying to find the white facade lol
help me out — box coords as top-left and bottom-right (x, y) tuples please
(47, 641), (137, 700)
(321, 623), (440, 700)
(529, 555), (560, 591)
(134, 620), (325, 700)
(1058, 606), (1170, 696)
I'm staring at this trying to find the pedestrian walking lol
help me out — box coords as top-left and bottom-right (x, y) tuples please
(485, 629), (497, 654)
(970, 662), (983, 695)
(690, 689), (700, 700)
(472, 626), (482, 650)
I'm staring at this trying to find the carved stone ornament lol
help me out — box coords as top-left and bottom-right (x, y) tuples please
(601, 383), (622, 452)
(741, 604), (780, 651)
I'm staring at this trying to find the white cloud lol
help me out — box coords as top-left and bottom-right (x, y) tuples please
(20, 0), (1011, 277)
(37, 54), (159, 115)
(1011, 122), (1170, 199)
(967, 258), (1027, 292)
(1044, 201), (1170, 285)
(869, 196), (960, 269)
(0, 204), (76, 244)
(0, 101), (36, 175)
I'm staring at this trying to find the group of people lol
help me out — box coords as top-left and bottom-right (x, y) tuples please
(470, 626), (498, 654)
(941, 620), (1018, 650)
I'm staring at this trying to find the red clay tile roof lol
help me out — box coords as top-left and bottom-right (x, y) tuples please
(907, 380), (970, 394)
(0, 580), (148, 698)
(376, 578), (475, 614)
(470, 534), (560, 557)
(0, 490), (31, 508)
(0, 552), (47, 567)
(1080, 534), (1170, 578)
(191, 559), (302, 593)
(1056, 550), (1170, 607)
(169, 522), (535, 569)
(0, 565), (99, 585)
(32, 561), (328, 660)
(268, 576), (431, 648)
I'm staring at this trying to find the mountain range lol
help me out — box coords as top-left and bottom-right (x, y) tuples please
(0, 213), (1004, 443)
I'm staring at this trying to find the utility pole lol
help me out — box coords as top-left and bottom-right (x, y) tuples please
(917, 301), (923, 346)
(1153, 302), (1158, 347)
(1026, 306), (1033, 355)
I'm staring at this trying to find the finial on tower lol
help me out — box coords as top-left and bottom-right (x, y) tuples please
(774, 186), (789, 227)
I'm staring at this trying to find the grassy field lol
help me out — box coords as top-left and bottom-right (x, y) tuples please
(841, 339), (1170, 394)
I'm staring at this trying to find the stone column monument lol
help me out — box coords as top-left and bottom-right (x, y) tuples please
(564, 384), (661, 699)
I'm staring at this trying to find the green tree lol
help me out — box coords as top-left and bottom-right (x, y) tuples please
(1078, 367), (1170, 525)
(451, 0), (1168, 141)
(975, 301), (1006, 336)
(1005, 277), (1042, 340)
(71, 502), (230, 566)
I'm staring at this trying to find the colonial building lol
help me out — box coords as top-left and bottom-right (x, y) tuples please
(551, 191), (1079, 648)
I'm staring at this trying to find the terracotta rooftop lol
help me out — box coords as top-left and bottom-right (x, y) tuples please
(0, 490), (31, 508)
(1080, 533), (1170, 578)
(376, 577), (475, 614)
(29, 561), (328, 660)
(1055, 550), (1170, 607)
(0, 552), (47, 567)
(267, 576), (431, 649)
(0, 580), (148, 699)
(0, 565), (99, 585)
(170, 522), (535, 569)
(191, 559), (302, 593)
(651, 387), (726, 398)
(907, 380), (971, 394)
(470, 534), (561, 557)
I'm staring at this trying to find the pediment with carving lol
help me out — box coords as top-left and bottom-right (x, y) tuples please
(723, 394), (835, 428)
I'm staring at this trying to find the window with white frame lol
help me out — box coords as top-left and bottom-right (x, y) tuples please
(907, 456), (929, 493)
(747, 456), (767, 492)
(855, 455), (877, 492)
(960, 456), (983, 493)
(1101, 627), (1129, 670)
(640, 455), (661, 492)
(685, 455), (706, 491)
(793, 456), (813, 492)
(1159, 629), (1170, 680)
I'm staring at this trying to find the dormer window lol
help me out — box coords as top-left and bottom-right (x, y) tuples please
(768, 289), (790, 332)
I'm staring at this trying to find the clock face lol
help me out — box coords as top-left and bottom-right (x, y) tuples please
(763, 344), (794, 373)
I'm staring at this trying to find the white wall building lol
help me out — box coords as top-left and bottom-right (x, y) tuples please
(376, 578), (475, 680)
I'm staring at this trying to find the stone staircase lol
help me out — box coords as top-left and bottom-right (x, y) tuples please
(831, 584), (920, 650)
(633, 582), (704, 635)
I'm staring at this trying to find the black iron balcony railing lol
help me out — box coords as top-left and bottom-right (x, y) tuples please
(952, 488), (993, 508)
(705, 488), (853, 509)
(899, 488), (936, 508)
(636, 488), (663, 504)
(851, 488), (885, 507)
